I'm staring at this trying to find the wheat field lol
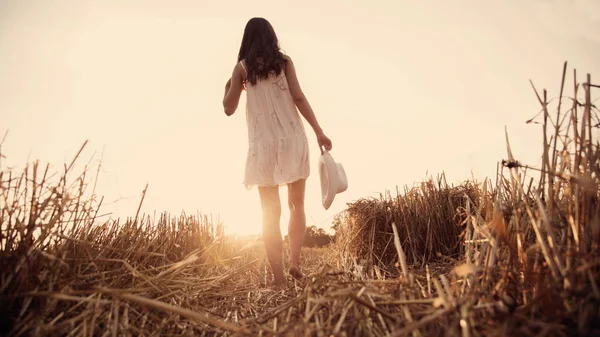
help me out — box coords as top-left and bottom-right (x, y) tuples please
(1, 63), (599, 336)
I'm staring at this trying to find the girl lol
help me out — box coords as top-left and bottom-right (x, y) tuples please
(222, 17), (332, 287)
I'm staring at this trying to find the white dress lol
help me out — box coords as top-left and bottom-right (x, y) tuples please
(239, 60), (310, 188)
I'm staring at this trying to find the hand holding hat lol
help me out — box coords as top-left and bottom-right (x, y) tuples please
(317, 132), (332, 154)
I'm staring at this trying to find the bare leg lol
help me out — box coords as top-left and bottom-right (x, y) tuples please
(258, 185), (285, 287)
(287, 179), (306, 279)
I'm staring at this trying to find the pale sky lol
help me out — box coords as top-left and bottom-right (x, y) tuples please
(1, 0), (599, 235)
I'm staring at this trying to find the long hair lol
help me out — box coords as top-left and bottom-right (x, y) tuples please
(237, 17), (287, 85)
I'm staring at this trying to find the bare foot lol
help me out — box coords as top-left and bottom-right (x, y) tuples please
(289, 266), (304, 280)
(271, 278), (286, 290)
(272, 271), (287, 289)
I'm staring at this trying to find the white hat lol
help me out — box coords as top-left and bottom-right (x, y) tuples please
(319, 150), (348, 210)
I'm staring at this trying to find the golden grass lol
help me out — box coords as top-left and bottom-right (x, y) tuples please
(1, 62), (599, 336)
(333, 177), (485, 274)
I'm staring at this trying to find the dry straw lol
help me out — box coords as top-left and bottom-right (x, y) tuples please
(1, 62), (599, 336)
(333, 176), (485, 276)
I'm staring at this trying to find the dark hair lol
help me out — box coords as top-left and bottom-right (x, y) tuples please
(237, 17), (287, 85)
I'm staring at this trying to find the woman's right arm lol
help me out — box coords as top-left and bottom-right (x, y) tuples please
(222, 64), (244, 116)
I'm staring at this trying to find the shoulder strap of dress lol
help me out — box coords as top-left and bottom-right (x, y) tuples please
(239, 60), (246, 73)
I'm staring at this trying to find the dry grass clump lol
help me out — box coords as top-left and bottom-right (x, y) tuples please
(333, 177), (485, 273)
(329, 63), (600, 335)
(469, 67), (600, 335)
(0, 145), (255, 335)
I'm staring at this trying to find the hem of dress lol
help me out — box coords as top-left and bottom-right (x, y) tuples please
(243, 173), (310, 190)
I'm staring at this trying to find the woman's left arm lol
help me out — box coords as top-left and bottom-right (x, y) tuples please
(222, 64), (244, 116)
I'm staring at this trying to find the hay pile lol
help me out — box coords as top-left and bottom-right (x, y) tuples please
(334, 178), (486, 274)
